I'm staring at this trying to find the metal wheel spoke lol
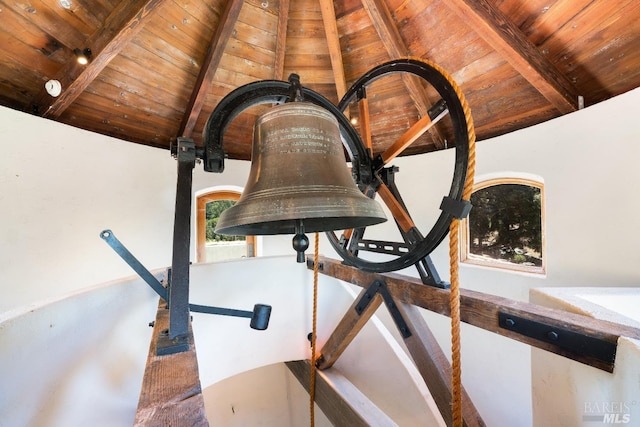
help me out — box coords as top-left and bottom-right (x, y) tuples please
(379, 99), (449, 166)
(376, 182), (415, 233)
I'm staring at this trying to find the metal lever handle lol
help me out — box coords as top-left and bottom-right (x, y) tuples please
(100, 229), (168, 301)
(100, 229), (271, 330)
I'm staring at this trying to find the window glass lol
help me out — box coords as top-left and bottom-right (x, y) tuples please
(462, 179), (544, 274)
(204, 200), (248, 262)
(196, 190), (256, 263)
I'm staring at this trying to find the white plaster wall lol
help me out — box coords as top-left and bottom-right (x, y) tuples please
(0, 274), (158, 427)
(530, 288), (640, 426)
(0, 106), (253, 313)
(202, 362), (333, 427)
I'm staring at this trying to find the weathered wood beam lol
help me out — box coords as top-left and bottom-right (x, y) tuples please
(376, 182), (415, 232)
(310, 256), (640, 372)
(134, 299), (208, 426)
(178, 0), (244, 137)
(33, 0), (169, 118)
(286, 360), (398, 427)
(361, 0), (445, 149)
(273, 0), (290, 80)
(445, 0), (578, 113)
(317, 288), (383, 370)
(319, 0), (348, 100)
(397, 302), (485, 427)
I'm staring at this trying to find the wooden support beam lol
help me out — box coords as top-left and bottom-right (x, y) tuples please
(319, 0), (348, 100)
(376, 183), (415, 233)
(318, 288), (383, 370)
(273, 0), (290, 81)
(361, 0), (445, 149)
(396, 302), (485, 427)
(134, 299), (208, 426)
(445, 0), (578, 113)
(178, 0), (244, 137)
(286, 360), (398, 427)
(33, 0), (169, 118)
(311, 256), (640, 372)
(358, 96), (373, 151)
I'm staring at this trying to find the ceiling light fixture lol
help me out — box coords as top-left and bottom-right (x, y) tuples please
(74, 48), (91, 65)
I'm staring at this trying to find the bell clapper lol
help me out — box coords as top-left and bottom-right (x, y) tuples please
(292, 220), (309, 263)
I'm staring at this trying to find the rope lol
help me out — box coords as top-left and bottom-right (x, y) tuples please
(413, 57), (476, 427)
(309, 232), (320, 427)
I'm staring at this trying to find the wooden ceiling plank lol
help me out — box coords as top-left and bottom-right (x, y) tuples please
(319, 0), (348, 100)
(273, 0), (290, 80)
(33, 0), (170, 118)
(286, 360), (399, 427)
(178, 0), (244, 137)
(361, 0), (446, 149)
(445, 0), (579, 113)
(0, 0), (87, 48)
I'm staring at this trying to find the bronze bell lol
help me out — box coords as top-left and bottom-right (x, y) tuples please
(215, 102), (386, 259)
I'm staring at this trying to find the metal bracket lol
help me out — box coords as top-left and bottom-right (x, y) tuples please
(100, 229), (168, 301)
(355, 279), (411, 338)
(440, 196), (472, 219)
(156, 328), (190, 356)
(498, 312), (617, 366)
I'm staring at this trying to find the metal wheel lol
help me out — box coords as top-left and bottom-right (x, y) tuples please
(326, 58), (470, 281)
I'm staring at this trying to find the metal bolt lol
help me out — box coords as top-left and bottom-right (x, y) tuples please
(547, 331), (559, 341)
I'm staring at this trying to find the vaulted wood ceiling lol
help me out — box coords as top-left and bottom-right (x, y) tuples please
(1, 0), (638, 160)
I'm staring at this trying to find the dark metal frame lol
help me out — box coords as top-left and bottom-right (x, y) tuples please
(101, 60), (472, 353)
(326, 58), (471, 276)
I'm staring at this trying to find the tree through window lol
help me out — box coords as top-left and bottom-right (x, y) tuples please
(462, 178), (545, 274)
(196, 190), (256, 263)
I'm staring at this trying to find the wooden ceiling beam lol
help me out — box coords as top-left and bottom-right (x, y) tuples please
(32, 0), (169, 119)
(178, 0), (244, 137)
(273, 0), (290, 80)
(319, 0), (348, 100)
(446, 0), (579, 113)
(361, 0), (445, 149)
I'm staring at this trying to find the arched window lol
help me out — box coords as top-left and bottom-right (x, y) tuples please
(461, 177), (545, 274)
(196, 189), (256, 263)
